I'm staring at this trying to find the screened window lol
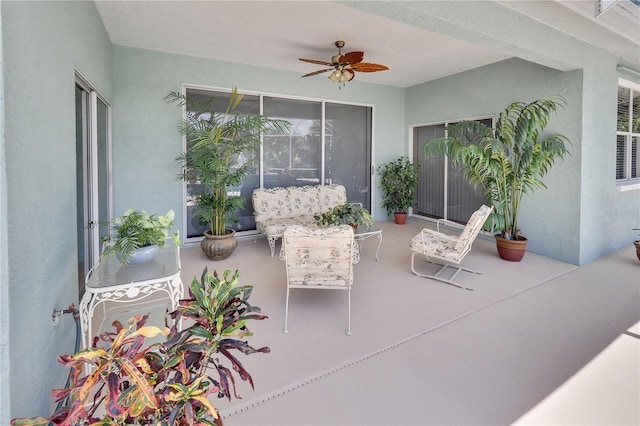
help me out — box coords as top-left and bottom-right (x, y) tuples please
(617, 80), (640, 182)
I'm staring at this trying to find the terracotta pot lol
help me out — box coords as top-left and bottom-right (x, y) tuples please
(495, 234), (528, 262)
(201, 229), (237, 260)
(634, 241), (640, 262)
(394, 212), (407, 225)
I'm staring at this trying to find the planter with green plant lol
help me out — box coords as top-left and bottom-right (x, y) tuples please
(11, 268), (269, 426)
(378, 157), (420, 224)
(314, 202), (374, 229)
(633, 229), (640, 262)
(102, 208), (180, 264)
(423, 96), (571, 261)
(166, 87), (290, 260)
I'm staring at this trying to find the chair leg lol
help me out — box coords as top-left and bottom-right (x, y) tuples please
(411, 252), (479, 291)
(268, 237), (277, 257)
(345, 287), (352, 336)
(283, 287), (290, 334)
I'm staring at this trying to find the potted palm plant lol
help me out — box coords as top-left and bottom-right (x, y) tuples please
(167, 88), (290, 260)
(423, 96), (571, 261)
(378, 157), (420, 224)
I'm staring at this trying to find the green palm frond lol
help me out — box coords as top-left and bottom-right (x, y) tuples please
(423, 96), (570, 239)
(167, 88), (291, 235)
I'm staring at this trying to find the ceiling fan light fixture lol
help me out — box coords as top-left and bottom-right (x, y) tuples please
(338, 72), (351, 83)
(299, 40), (388, 88)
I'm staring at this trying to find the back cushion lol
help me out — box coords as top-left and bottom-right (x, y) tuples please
(454, 205), (492, 252)
(287, 185), (319, 217)
(252, 187), (289, 222)
(318, 184), (347, 211)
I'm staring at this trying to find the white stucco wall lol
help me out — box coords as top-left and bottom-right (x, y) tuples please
(110, 46), (406, 226)
(1, 0), (112, 418)
(0, 4), (10, 424)
(579, 58), (640, 264)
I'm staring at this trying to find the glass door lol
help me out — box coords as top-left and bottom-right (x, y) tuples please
(413, 118), (491, 223)
(181, 87), (373, 241)
(75, 75), (111, 296)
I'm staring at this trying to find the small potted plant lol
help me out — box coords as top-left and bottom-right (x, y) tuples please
(378, 157), (420, 224)
(633, 229), (640, 262)
(11, 268), (269, 426)
(102, 208), (180, 264)
(314, 202), (374, 229)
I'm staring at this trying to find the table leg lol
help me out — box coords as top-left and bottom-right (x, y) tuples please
(374, 233), (382, 261)
(79, 292), (94, 349)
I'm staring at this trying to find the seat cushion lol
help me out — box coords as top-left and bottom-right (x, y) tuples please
(256, 215), (316, 237)
(410, 232), (462, 263)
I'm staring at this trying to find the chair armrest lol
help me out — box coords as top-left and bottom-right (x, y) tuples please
(421, 227), (461, 244)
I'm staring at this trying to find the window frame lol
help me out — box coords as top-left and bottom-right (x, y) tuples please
(179, 84), (375, 242)
(410, 115), (495, 224)
(616, 78), (640, 192)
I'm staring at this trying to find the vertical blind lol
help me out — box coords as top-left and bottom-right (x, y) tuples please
(413, 118), (491, 224)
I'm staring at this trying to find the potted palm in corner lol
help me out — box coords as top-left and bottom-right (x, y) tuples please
(423, 96), (571, 261)
(167, 88), (290, 260)
(378, 157), (420, 224)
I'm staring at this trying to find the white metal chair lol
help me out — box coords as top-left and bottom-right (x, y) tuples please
(281, 224), (356, 335)
(410, 205), (493, 291)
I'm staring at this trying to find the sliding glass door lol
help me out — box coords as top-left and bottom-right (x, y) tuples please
(181, 87), (373, 240)
(413, 118), (491, 224)
(325, 103), (372, 209)
(75, 74), (111, 295)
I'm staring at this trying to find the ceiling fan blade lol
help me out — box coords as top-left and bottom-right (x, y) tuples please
(351, 62), (389, 72)
(301, 68), (334, 78)
(339, 51), (364, 64)
(299, 58), (333, 66)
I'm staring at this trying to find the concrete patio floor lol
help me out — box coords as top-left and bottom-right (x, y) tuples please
(96, 218), (640, 425)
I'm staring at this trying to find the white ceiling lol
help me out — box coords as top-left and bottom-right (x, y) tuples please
(94, 0), (640, 88)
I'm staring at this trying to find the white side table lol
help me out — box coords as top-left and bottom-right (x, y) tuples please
(79, 245), (183, 348)
(354, 224), (383, 262)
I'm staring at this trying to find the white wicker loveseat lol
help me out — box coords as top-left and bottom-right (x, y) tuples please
(252, 184), (347, 256)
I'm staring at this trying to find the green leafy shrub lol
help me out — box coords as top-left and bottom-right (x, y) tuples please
(314, 202), (373, 227)
(378, 157), (420, 215)
(102, 209), (180, 263)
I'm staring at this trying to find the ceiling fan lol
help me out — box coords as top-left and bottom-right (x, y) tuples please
(299, 40), (389, 85)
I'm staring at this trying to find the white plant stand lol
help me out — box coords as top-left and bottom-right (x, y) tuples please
(79, 245), (183, 349)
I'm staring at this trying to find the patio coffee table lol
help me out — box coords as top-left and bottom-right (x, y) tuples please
(354, 224), (383, 262)
(79, 244), (183, 348)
